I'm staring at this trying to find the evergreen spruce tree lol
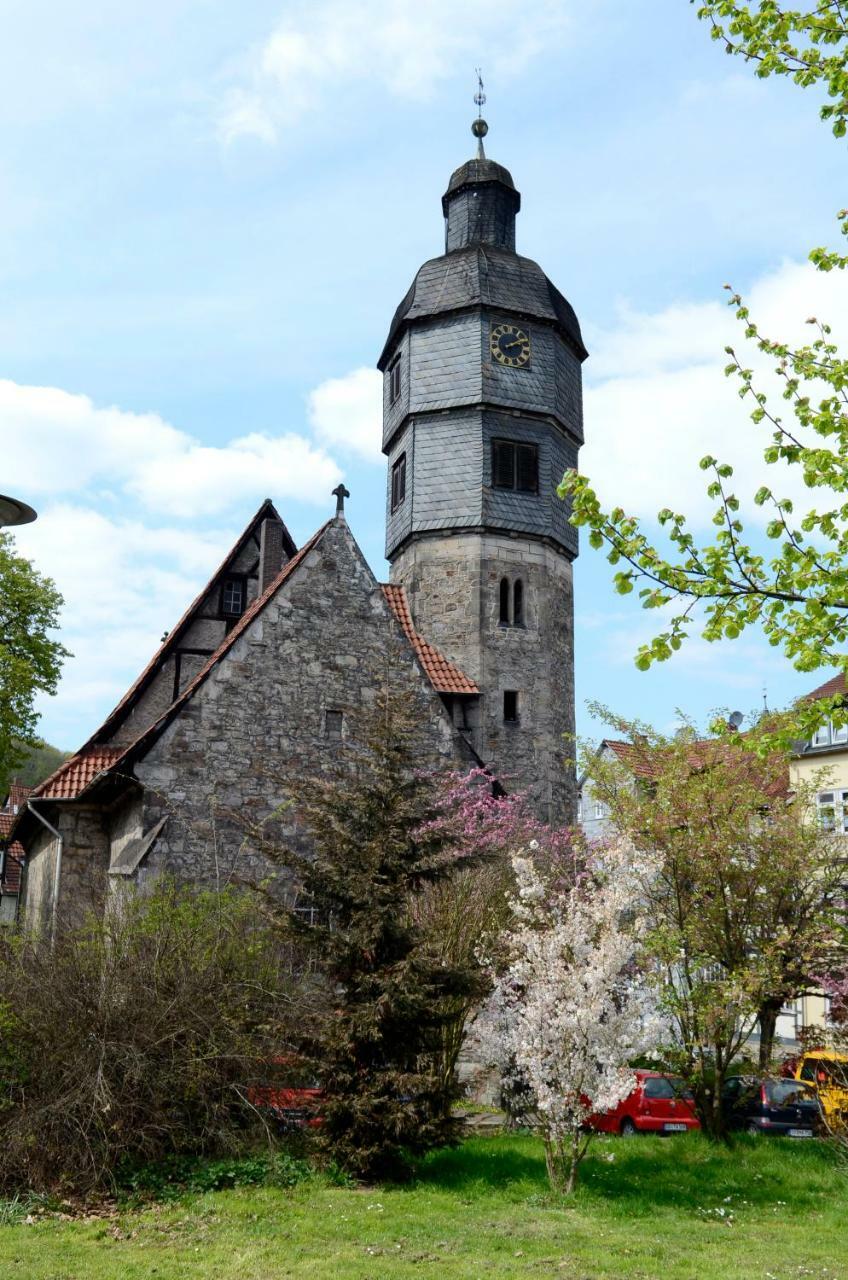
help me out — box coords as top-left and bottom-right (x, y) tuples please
(258, 664), (486, 1181)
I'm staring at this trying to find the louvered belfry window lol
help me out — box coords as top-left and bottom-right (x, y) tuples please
(491, 439), (538, 493)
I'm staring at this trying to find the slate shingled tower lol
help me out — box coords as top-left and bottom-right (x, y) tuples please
(379, 129), (587, 822)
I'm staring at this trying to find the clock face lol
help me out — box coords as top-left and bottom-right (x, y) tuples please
(490, 322), (531, 368)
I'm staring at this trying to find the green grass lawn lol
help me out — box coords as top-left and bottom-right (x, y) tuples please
(0, 1132), (843, 1279)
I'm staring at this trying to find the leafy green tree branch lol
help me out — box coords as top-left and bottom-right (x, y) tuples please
(694, 1), (848, 136)
(560, 4), (848, 734)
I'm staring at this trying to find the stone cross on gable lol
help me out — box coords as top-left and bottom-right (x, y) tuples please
(332, 483), (350, 515)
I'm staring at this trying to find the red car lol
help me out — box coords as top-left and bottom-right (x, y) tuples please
(587, 1070), (700, 1136)
(246, 1057), (323, 1130)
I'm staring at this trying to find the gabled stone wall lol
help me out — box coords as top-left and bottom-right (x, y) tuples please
(132, 519), (470, 892)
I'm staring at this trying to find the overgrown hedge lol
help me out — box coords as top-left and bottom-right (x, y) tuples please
(0, 883), (304, 1193)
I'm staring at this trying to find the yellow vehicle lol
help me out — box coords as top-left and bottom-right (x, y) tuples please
(794, 1050), (848, 1130)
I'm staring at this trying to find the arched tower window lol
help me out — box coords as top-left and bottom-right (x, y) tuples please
(499, 577), (510, 625)
(513, 579), (524, 627)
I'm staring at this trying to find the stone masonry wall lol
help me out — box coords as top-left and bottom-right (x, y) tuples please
(391, 531), (575, 824)
(133, 519), (469, 891)
(21, 806), (111, 933)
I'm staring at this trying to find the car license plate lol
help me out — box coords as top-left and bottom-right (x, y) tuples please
(663, 1122), (687, 1131)
(788, 1128), (813, 1138)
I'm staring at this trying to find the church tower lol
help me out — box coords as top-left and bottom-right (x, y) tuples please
(378, 112), (587, 823)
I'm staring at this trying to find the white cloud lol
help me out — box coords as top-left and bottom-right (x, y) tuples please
(14, 504), (232, 747)
(129, 431), (342, 516)
(218, 0), (572, 144)
(0, 375), (350, 746)
(308, 367), (383, 462)
(0, 378), (341, 517)
(582, 258), (848, 527)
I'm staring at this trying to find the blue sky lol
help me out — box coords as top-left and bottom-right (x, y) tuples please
(2, 0), (845, 751)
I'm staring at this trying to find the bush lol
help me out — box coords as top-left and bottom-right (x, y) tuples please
(0, 882), (306, 1193)
(117, 1151), (319, 1201)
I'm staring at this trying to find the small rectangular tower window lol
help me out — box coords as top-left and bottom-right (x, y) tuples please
(221, 576), (246, 617)
(391, 453), (407, 512)
(388, 355), (402, 405)
(325, 710), (344, 740)
(503, 690), (519, 723)
(491, 439), (538, 493)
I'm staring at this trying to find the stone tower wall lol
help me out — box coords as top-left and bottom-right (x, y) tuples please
(391, 531), (575, 823)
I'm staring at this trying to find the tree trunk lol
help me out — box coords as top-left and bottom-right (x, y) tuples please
(758, 999), (783, 1073)
(566, 1131), (580, 1195)
(544, 1138), (558, 1192)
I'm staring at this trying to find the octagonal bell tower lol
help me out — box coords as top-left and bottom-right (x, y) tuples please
(378, 117), (587, 822)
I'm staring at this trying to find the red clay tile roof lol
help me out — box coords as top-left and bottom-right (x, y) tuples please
(381, 584), (478, 695)
(32, 747), (125, 801)
(0, 812), (25, 894)
(603, 739), (659, 780)
(802, 672), (847, 703)
(1, 846), (23, 894)
(5, 782), (31, 815)
(602, 737), (788, 797)
(604, 737), (739, 779)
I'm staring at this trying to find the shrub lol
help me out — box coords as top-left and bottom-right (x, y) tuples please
(0, 882), (304, 1193)
(117, 1151), (318, 1201)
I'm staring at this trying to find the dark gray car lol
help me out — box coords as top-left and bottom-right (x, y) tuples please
(721, 1076), (823, 1137)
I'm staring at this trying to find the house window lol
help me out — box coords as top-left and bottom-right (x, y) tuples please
(491, 439), (538, 493)
(503, 690), (518, 723)
(818, 790), (848, 832)
(513, 579), (524, 626)
(593, 799), (606, 820)
(499, 577), (510, 624)
(834, 722), (848, 744)
(812, 722), (832, 748)
(391, 453), (406, 513)
(325, 710), (344, 740)
(221, 576), (245, 617)
(388, 355), (402, 405)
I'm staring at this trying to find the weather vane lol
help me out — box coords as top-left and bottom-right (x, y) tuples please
(472, 68), (488, 159)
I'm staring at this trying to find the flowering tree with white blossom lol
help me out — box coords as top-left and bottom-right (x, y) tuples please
(480, 838), (661, 1194)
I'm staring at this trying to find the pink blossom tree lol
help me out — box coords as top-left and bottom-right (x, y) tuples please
(411, 769), (578, 1108)
(479, 837), (661, 1194)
